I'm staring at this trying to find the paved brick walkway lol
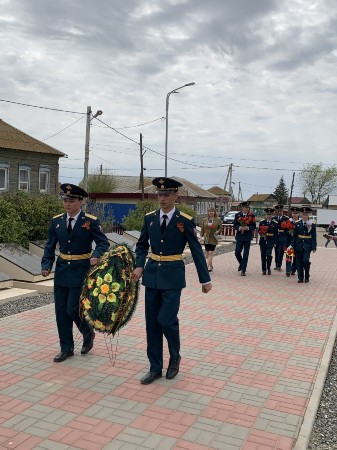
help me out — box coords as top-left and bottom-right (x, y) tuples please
(0, 245), (336, 449)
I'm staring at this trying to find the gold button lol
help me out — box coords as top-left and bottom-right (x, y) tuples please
(160, 240), (164, 243)
(158, 263), (161, 266)
(68, 262), (70, 265)
(68, 240), (71, 243)
(68, 251), (70, 254)
(160, 252), (162, 255)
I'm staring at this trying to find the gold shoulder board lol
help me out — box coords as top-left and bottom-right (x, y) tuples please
(272, 219), (278, 223)
(180, 211), (193, 220)
(145, 210), (156, 216)
(53, 213), (63, 219)
(85, 213), (97, 220)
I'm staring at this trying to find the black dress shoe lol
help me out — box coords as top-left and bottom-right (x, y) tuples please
(262, 271), (266, 275)
(53, 351), (74, 362)
(166, 355), (181, 380)
(305, 278), (309, 283)
(267, 269), (271, 275)
(238, 265), (242, 271)
(291, 272), (296, 276)
(140, 371), (162, 385)
(286, 273), (290, 277)
(241, 271), (246, 276)
(81, 332), (95, 354)
(298, 279), (304, 283)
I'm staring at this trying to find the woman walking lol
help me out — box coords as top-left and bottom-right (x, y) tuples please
(200, 208), (222, 272)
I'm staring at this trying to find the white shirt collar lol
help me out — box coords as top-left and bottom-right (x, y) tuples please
(160, 207), (175, 221)
(67, 210), (81, 223)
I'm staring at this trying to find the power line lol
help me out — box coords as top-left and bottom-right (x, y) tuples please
(94, 117), (203, 169)
(92, 116), (165, 130)
(42, 115), (86, 141)
(0, 98), (86, 114)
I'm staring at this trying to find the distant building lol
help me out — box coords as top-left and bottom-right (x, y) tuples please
(288, 196), (311, 206)
(247, 194), (277, 217)
(207, 186), (232, 215)
(89, 175), (217, 224)
(0, 119), (65, 195)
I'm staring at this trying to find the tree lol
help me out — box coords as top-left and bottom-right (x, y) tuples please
(80, 168), (117, 193)
(299, 163), (337, 204)
(273, 176), (289, 205)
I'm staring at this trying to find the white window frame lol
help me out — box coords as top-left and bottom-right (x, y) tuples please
(39, 166), (50, 193)
(18, 166), (31, 191)
(0, 163), (9, 191)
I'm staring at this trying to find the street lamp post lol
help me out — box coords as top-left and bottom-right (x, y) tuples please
(164, 82), (195, 177)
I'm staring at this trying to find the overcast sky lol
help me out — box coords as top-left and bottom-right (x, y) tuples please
(1, 0), (337, 199)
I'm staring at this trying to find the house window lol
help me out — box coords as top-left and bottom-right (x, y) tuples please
(39, 166), (50, 193)
(0, 163), (9, 191)
(19, 166), (30, 191)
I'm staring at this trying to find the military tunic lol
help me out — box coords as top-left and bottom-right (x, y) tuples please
(233, 211), (257, 273)
(258, 219), (278, 273)
(291, 219), (317, 282)
(273, 214), (289, 270)
(135, 208), (210, 372)
(42, 211), (109, 352)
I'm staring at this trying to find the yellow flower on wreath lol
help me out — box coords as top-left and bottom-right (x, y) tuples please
(107, 293), (116, 303)
(87, 278), (95, 289)
(99, 294), (106, 303)
(111, 312), (116, 321)
(100, 284), (110, 294)
(82, 298), (92, 310)
(111, 282), (121, 292)
(104, 273), (112, 283)
(93, 288), (100, 297)
(96, 276), (103, 287)
(93, 320), (105, 331)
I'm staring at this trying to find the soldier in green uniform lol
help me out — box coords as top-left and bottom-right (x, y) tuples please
(132, 177), (212, 385)
(41, 184), (109, 362)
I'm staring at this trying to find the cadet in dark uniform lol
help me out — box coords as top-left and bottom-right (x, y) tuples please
(233, 201), (256, 276)
(132, 177), (212, 385)
(41, 184), (110, 362)
(273, 204), (289, 271)
(290, 206), (317, 283)
(258, 208), (278, 275)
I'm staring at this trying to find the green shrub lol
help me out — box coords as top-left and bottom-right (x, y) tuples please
(0, 192), (63, 247)
(122, 200), (158, 231)
(0, 197), (27, 245)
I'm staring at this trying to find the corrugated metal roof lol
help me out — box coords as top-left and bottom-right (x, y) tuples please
(208, 186), (230, 196)
(247, 194), (276, 202)
(0, 119), (65, 156)
(113, 175), (216, 198)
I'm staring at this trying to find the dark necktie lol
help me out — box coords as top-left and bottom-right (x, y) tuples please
(67, 217), (74, 234)
(161, 215), (168, 233)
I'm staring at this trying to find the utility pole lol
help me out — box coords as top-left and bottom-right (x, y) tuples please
(83, 106), (92, 194)
(83, 107), (103, 193)
(140, 133), (144, 201)
(238, 182), (243, 202)
(288, 172), (295, 213)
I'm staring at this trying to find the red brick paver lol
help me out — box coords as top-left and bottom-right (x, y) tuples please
(0, 245), (335, 449)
